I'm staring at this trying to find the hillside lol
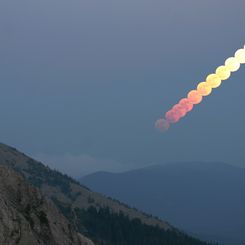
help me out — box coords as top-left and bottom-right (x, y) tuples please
(0, 143), (214, 245)
(0, 165), (93, 245)
(0, 143), (170, 229)
(81, 162), (245, 245)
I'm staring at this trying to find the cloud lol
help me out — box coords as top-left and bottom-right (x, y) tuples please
(32, 153), (130, 178)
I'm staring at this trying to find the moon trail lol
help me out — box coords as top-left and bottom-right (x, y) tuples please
(156, 45), (245, 132)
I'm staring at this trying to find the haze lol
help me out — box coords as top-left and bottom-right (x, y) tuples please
(1, 0), (245, 176)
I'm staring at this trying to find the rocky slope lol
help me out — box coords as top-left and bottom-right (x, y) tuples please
(0, 143), (170, 230)
(0, 165), (94, 245)
(0, 143), (214, 245)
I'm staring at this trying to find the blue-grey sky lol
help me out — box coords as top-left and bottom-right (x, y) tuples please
(1, 0), (245, 176)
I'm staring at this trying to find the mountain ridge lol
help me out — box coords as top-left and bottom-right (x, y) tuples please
(0, 143), (214, 245)
(81, 161), (245, 245)
(0, 143), (170, 230)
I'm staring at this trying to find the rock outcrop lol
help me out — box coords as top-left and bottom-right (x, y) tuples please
(0, 166), (94, 245)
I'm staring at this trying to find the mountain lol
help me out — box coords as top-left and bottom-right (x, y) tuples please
(81, 162), (245, 245)
(0, 143), (214, 245)
(0, 165), (93, 245)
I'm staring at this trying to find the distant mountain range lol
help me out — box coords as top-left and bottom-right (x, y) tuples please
(0, 143), (213, 245)
(81, 162), (245, 245)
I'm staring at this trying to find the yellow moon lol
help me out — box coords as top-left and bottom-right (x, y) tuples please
(215, 66), (231, 80)
(197, 82), (212, 96)
(206, 74), (222, 88)
(225, 57), (240, 72)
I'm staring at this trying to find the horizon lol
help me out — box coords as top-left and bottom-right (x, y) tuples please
(1, 0), (245, 175)
(1, 1), (245, 245)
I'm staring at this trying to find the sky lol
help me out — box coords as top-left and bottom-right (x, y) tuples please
(0, 0), (245, 177)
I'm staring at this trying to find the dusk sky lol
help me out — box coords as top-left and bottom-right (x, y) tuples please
(1, 0), (245, 176)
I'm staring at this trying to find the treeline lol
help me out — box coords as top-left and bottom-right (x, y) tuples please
(10, 154), (217, 245)
(74, 206), (217, 245)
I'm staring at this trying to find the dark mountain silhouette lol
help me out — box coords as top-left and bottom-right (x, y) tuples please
(81, 162), (245, 245)
(0, 143), (214, 245)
